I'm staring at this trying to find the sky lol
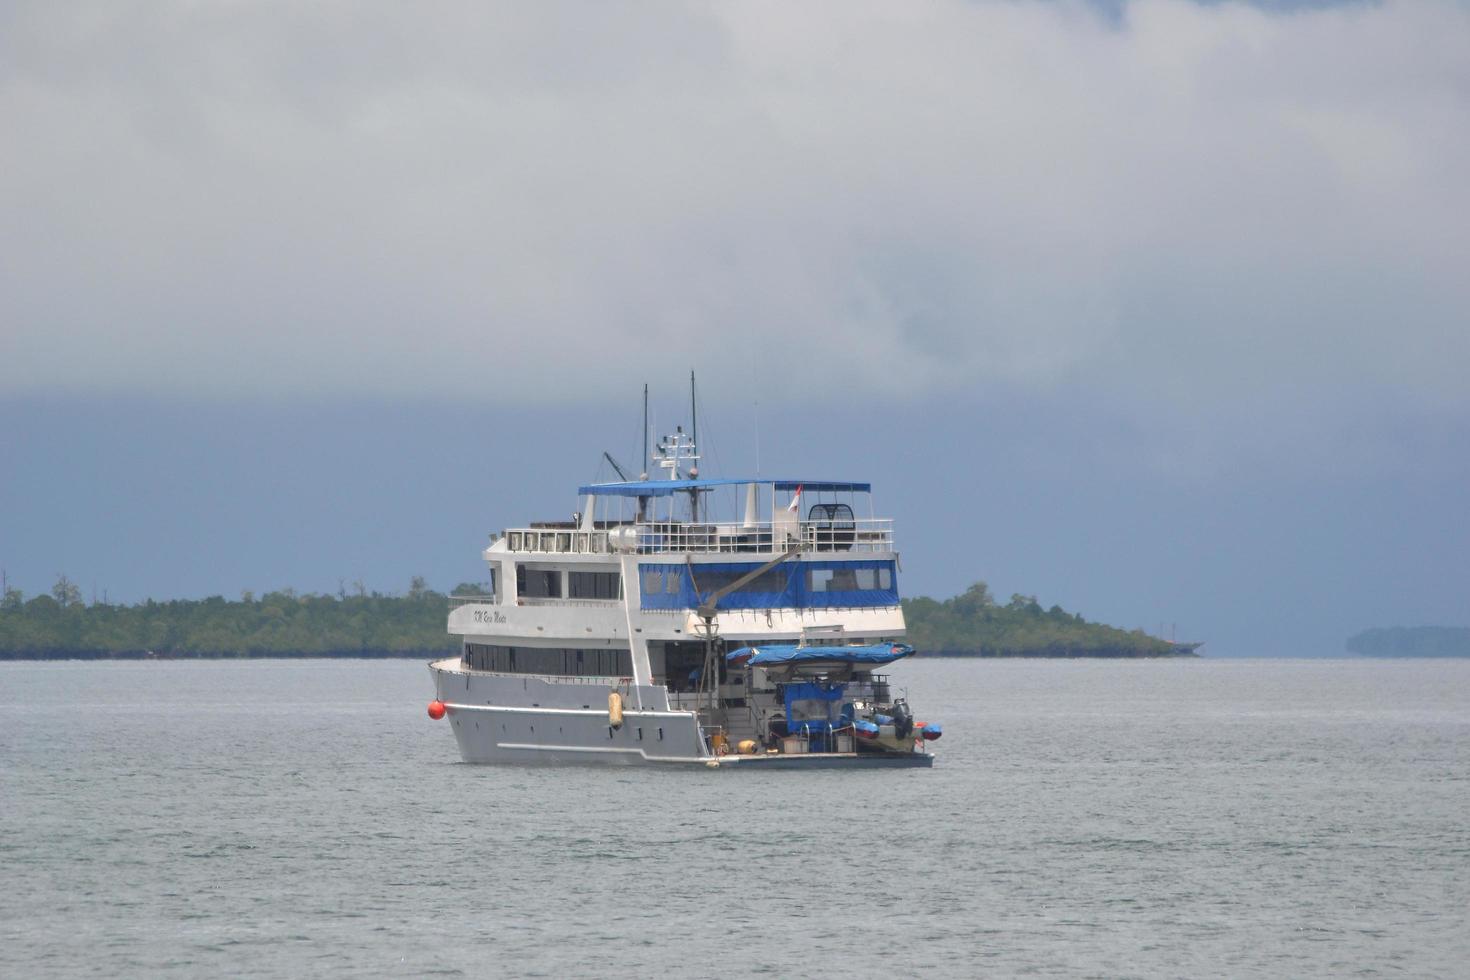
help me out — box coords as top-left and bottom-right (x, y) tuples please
(2, 0), (1467, 656)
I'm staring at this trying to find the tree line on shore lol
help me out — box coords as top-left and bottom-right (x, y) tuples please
(0, 575), (1178, 659)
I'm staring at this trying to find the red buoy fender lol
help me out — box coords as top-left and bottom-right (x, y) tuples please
(427, 700), (446, 720)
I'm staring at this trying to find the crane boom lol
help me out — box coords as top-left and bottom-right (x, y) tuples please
(688, 547), (800, 623)
(602, 451), (631, 482)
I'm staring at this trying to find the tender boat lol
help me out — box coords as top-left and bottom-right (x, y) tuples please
(426, 396), (940, 768)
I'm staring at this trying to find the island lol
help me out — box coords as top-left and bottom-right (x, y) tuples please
(903, 582), (1184, 657)
(0, 576), (1190, 659)
(1346, 626), (1470, 658)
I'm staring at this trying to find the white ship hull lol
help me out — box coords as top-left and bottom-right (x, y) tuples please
(429, 658), (935, 767)
(430, 659), (708, 765)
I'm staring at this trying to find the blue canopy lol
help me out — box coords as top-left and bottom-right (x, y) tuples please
(578, 478), (871, 498)
(726, 642), (915, 668)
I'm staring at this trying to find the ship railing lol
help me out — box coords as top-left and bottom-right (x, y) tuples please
(450, 663), (640, 687)
(448, 595), (624, 610)
(447, 594), (496, 609)
(501, 520), (894, 556)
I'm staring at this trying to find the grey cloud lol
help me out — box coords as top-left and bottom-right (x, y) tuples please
(2, 0), (1467, 447)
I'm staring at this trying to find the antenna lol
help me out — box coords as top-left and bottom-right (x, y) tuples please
(690, 370), (698, 470)
(754, 398), (760, 478)
(641, 384), (649, 480)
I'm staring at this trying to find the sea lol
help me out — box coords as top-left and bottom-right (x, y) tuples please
(2, 657), (1467, 979)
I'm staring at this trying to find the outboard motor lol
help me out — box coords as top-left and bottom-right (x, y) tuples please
(891, 698), (914, 739)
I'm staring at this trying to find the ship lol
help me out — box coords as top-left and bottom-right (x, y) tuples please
(426, 391), (940, 768)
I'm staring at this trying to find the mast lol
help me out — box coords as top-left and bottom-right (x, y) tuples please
(637, 384), (650, 523)
(689, 371), (699, 522)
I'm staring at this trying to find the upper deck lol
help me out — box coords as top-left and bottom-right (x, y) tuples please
(498, 477), (895, 557)
(500, 520), (894, 556)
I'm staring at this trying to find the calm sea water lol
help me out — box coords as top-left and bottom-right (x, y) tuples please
(2, 658), (1467, 978)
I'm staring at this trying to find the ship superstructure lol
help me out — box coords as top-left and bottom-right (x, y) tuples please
(426, 408), (940, 767)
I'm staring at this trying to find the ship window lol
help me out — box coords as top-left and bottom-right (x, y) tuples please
(692, 568), (787, 595)
(516, 565), (562, 599)
(666, 569), (682, 594)
(800, 561), (898, 607)
(806, 563), (895, 593)
(507, 532), (523, 551)
(462, 642), (630, 677)
(642, 570), (662, 595)
(569, 571), (622, 600)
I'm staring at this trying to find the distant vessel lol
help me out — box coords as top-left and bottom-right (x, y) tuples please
(425, 385), (939, 767)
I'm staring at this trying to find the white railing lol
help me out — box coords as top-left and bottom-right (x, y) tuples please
(447, 595), (621, 609)
(501, 520), (894, 556)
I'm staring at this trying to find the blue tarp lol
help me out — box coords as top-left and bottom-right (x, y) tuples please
(639, 560), (898, 611)
(578, 478), (871, 497)
(727, 642), (915, 668)
(783, 680), (847, 740)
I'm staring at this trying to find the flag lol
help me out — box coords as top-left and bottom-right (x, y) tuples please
(787, 484), (803, 513)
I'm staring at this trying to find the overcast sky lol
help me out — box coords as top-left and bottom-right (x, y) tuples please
(3, 0), (1467, 655)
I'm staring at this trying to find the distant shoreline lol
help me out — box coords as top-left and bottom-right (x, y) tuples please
(1, 580), (1184, 660)
(1346, 626), (1470, 658)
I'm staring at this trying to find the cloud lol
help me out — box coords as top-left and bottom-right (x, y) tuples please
(2, 0), (1466, 437)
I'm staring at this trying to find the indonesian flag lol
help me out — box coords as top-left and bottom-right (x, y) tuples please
(787, 484), (803, 513)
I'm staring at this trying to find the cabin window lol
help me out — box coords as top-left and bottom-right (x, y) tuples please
(690, 567), (787, 595)
(639, 560), (897, 610)
(516, 565), (562, 599)
(569, 571), (622, 600)
(463, 643), (631, 676)
(805, 561), (895, 596)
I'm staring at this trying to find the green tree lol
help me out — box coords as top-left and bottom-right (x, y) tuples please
(51, 575), (83, 608)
